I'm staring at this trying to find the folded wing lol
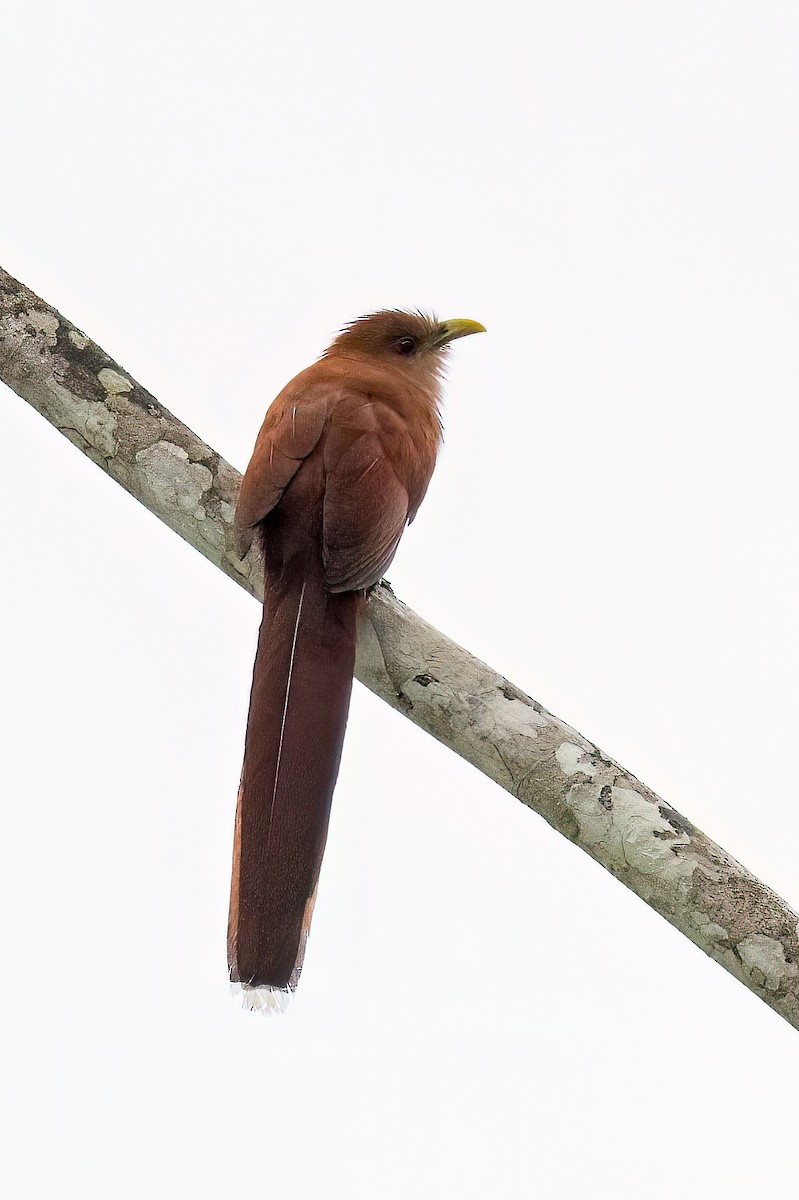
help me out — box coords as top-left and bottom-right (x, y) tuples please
(322, 396), (412, 592)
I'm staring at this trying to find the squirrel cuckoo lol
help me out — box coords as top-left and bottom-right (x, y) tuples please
(228, 310), (485, 1011)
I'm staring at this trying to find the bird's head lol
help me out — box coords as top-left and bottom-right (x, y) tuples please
(325, 310), (485, 392)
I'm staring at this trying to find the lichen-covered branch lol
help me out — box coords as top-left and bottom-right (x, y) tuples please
(2, 264), (797, 1032)
(0, 269), (252, 596)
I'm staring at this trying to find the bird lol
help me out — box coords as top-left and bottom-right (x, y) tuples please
(228, 310), (485, 1012)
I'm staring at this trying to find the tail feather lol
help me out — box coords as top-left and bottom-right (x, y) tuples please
(228, 558), (358, 999)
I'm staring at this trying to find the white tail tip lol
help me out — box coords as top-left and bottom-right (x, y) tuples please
(230, 980), (292, 1016)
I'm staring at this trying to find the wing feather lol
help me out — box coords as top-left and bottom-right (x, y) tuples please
(323, 429), (410, 592)
(236, 385), (422, 585)
(235, 392), (330, 550)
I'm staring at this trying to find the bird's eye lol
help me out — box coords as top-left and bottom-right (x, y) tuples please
(393, 336), (417, 356)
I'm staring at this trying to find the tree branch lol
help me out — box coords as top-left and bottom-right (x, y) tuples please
(2, 264), (797, 1032)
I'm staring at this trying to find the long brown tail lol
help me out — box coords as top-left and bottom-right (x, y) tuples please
(228, 555), (358, 1006)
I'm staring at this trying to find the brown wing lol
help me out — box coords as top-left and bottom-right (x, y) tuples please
(322, 396), (413, 592)
(237, 384), (423, 587)
(235, 388), (330, 553)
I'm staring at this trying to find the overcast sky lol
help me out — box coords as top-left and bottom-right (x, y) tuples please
(2, 3), (798, 1197)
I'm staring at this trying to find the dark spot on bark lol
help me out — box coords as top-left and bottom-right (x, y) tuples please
(658, 804), (696, 838)
(51, 321), (114, 402)
(652, 828), (677, 840)
(413, 673), (438, 687)
(599, 785), (613, 811)
(587, 743), (618, 771)
(47, 317), (173, 422)
(499, 681), (543, 713)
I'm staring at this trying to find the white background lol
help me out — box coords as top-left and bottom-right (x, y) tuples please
(2, 3), (798, 1197)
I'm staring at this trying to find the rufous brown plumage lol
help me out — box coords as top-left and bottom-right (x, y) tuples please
(228, 310), (485, 1011)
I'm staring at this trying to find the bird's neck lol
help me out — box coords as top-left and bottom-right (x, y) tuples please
(323, 346), (439, 418)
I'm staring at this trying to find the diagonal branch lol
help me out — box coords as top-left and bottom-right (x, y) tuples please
(2, 264), (797, 1032)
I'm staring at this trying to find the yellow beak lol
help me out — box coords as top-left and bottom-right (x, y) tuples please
(438, 318), (487, 344)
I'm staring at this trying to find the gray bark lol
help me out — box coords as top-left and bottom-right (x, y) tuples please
(2, 265), (797, 1032)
